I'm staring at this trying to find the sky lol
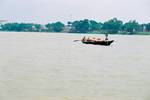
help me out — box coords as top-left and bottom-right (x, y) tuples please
(0, 0), (150, 24)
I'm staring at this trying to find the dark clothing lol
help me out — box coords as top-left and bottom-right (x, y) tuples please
(105, 34), (108, 40)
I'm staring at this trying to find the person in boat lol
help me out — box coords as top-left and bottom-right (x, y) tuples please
(82, 36), (86, 42)
(82, 36), (104, 42)
(105, 34), (108, 41)
(86, 37), (95, 42)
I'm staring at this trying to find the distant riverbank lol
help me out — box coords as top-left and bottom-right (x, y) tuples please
(1, 18), (150, 35)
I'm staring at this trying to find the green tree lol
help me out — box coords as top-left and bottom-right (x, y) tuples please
(102, 18), (123, 33)
(123, 20), (139, 34)
(1, 23), (39, 32)
(45, 23), (52, 32)
(69, 21), (79, 33)
(50, 22), (65, 32)
(2, 23), (20, 31)
(89, 20), (102, 31)
(70, 19), (90, 33)
(146, 23), (150, 31)
(33, 24), (41, 32)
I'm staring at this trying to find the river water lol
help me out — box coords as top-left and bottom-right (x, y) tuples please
(0, 32), (150, 100)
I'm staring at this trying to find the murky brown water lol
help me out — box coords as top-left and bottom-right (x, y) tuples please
(0, 32), (150, 100)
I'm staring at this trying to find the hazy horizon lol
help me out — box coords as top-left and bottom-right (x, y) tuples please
(0, 0), (150, 24)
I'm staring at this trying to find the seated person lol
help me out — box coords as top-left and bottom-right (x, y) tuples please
(87, 37), (102, 42)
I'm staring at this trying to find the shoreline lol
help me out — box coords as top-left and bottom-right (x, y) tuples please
(0, 31), (150, 36)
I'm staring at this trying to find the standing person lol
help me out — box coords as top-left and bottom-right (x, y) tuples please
(105, 34), (108, 41)
(82, 36), (86, 42)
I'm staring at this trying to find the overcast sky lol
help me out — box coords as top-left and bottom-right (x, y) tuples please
(0, 0), (150, 24)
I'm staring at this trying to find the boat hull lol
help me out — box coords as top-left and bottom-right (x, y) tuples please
(82, 40), (114, 46)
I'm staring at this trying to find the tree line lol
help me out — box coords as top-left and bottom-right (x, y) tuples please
(0, 18), (150, 34)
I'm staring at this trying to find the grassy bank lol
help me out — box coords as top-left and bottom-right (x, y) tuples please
(136, 32), (150, 35)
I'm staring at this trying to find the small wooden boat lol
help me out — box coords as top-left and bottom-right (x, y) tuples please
(81, 36), (114, 46)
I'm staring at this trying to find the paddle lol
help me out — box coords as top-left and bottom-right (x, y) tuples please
(73, 40), (81, 42)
